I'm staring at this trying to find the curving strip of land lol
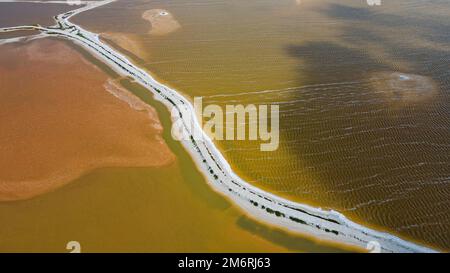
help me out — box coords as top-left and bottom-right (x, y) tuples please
(0, 0), (438, 253)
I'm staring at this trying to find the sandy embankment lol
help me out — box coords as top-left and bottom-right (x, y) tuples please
(100, 32), (148, 59)
(0, 39), (175, 201)
(142, 9), (180, 36)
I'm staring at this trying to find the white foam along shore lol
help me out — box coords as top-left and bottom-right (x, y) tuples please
(0, 0), (438, 253)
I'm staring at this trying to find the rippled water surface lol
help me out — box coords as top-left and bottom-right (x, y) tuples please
(72, 0), (450, 250)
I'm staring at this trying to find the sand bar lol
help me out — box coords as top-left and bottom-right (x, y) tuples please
(0, 38), (174, 201)
(142, 9), (180, 36)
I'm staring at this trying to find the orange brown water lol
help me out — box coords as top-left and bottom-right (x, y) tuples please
(0, 38), (175, 200)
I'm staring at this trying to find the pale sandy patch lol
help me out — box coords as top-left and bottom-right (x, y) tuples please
(142, 9), (180, 36)
(0, 39), (175, 201)
(370, 72), (439, 105)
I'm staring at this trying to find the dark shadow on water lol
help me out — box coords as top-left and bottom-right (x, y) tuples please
(279, 1), (450, 250)
(323, 2), (450, 36)
(285, 42), (388, 85)
(236, 216), (350, 253)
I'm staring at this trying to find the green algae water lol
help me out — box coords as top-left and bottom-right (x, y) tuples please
(72, 0), (450, 251)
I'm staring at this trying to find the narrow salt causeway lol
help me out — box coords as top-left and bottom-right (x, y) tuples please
(370, 72), (438, 104)
(142, 9), (180, 36)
